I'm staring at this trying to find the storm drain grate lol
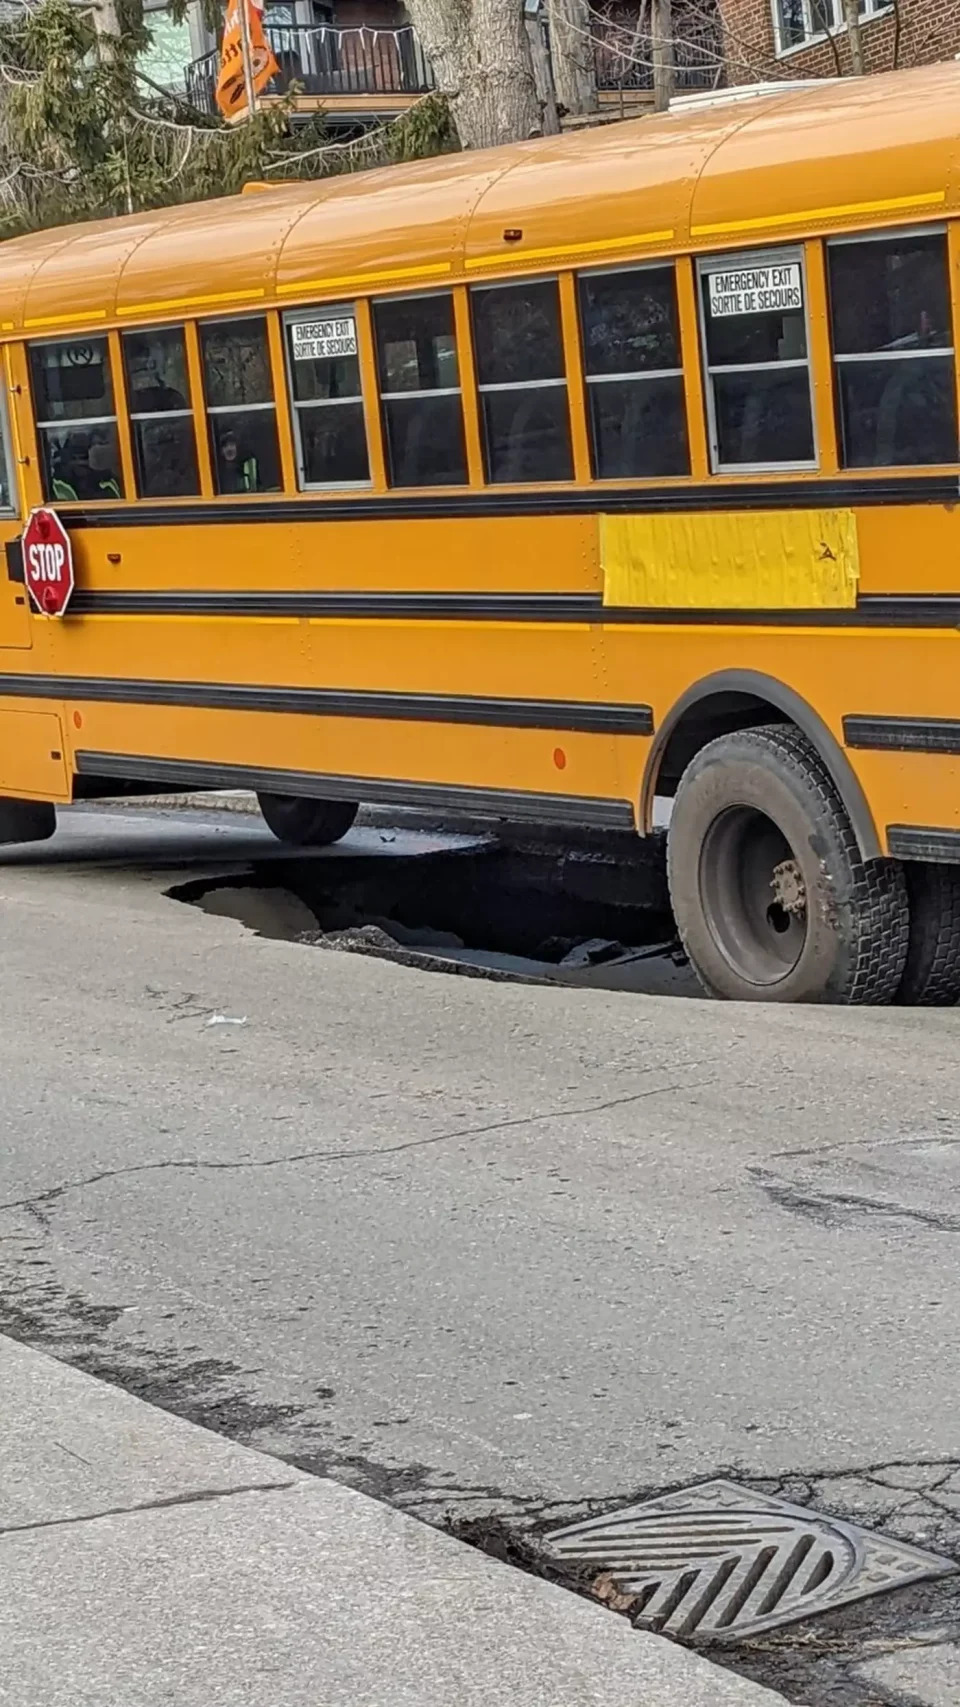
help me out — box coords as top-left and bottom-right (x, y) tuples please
(545, 1479), (955, 1641)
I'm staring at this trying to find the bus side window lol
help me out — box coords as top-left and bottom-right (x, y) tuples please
(122, 324), (200, 499)
(697, 246), (816, 472)
(470, 279), (573, 484)
(284, 304), (370, 489)
(372, 293), (468, 487)
(199, 316), (282, 496)
(577, 264), (689, 479)
(28, 335), (125, 502)
(0, 382), (16, 514)
(827, 229), (958, 468)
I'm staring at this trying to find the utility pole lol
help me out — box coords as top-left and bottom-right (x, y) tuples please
(841, 0), (864, 72)
(651, 0), (675, 113)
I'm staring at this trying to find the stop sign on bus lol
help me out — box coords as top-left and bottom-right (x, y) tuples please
(22, 507), (74, 617)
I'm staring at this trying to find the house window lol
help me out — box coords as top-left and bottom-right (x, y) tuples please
(697, 246), (816, 471)
(774, 0), (888, 54)
(827, 229), (958, 469)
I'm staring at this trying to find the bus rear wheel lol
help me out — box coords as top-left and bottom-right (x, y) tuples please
(896, 861), (960, 1006)
(667, 725), (909, 1004)
(257, 793), (358, 848)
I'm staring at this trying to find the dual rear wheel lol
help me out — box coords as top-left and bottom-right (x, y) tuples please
(667, 725), (960, 1006)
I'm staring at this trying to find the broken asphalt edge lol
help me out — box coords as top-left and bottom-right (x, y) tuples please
(0, 1332), (794, 1707)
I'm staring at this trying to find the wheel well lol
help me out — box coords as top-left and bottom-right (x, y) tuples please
(653, 691), (790, 796)
(641, 671), (882, 861)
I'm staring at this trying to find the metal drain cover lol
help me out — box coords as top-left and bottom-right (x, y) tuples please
(545, 1479), (955, 1641)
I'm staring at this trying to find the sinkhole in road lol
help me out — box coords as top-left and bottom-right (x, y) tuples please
(168, 832), (700, 994)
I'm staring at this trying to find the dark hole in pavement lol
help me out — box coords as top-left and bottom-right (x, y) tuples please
(169, 835), (701, 995)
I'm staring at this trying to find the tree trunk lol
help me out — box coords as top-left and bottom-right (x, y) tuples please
(525, 12), (560, 133)
(651, 0), (674, 112)
(548, 0), (597, 117)
(403, 0), (542, 148)
(841, 0), (864, 72)
(91, 0), (121, 61)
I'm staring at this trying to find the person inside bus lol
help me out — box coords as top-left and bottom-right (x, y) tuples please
(51, 431), (122, 501)
(215, 427), (260, 494)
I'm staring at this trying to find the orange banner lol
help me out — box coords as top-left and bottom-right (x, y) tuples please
(215, 0), (279, 120)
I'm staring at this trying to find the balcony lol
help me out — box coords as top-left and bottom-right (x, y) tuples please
(185, 14), (722, 124)
(185, 24), (435, 116)
(592, 9), (724, 96)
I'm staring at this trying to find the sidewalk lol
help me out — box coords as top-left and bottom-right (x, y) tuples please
(0, 1334), (792, 1707)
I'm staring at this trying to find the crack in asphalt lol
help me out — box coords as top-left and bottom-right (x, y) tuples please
(750, 1170), (960, 1236)
(0, 1077), (699, 1218)
(0, 1480), (298, 1538)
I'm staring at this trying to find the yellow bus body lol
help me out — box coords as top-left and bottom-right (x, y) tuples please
(0, 63), (959, 866)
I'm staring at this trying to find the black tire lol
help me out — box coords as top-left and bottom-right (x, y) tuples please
(257, 793), (358, 848)
(666, 724), (909, 1004)
(896, 861), (960, 1006)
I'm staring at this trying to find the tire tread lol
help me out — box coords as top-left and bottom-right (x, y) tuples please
(667, 723), (909, 1005)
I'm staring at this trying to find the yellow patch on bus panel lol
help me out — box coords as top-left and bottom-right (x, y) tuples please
(600, 509), (860, 610)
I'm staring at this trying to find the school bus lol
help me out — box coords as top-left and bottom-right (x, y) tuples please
(0, 63), (959, 1005)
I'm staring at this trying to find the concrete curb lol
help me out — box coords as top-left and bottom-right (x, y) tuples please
(0, 1334), (792, 1707)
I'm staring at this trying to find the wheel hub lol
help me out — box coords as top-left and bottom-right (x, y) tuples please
(770, 858), (807, 918)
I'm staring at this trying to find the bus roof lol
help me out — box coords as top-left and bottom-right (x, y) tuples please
(4, 60), (959, 334)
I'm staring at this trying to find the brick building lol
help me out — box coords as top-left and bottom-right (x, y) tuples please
(719, 0), (960, 83)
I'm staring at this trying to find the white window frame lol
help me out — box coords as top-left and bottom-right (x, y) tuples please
(0, 367), (18, 516)
(373, 288), (469, 490)
(576, 258), (689, 482)
(696, 243), (818, 475)
(29, 331), (124, 504)
(121, 322), (199, 499)
(772, 0), (892, 59)
(282, 302), (372, 493)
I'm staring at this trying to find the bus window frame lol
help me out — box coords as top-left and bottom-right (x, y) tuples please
(0, 350), (20, 516)
(281, 301), (373, 493)
(197, 309), (283, 499)
(824, 222), (958, 473)
(120, 321), (202, 502)
(575, 256), (690, 483)
(28, 330), (126, 504)
(695, 242), (819, 476)
(372, 287), (470, 490)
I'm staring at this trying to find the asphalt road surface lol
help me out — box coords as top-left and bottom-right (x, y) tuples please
(2, 806), (959, 1705)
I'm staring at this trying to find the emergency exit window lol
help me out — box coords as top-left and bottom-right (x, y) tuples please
(697, 246), (816, 471)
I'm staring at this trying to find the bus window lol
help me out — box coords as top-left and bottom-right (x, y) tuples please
(577, 265), (689, 479)
(199, 316), (282, 495)
(827, 230), (958, 468)
(470, 279), (573, 484)
(372, 293), (467, 487)
(29, 336), (125, 502)
(284, 306), (370, 489)
(697, 247), (815, 471)
(122, 325), (200, 499)
(0, 387), (16, 514)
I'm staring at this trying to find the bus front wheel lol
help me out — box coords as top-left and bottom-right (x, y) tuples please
(667, 725), (909, 1004)
(257, 793), (358, 848)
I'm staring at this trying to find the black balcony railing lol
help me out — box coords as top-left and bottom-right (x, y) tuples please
(592, 10), (724, 92)
(186, 23), (435, 114)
